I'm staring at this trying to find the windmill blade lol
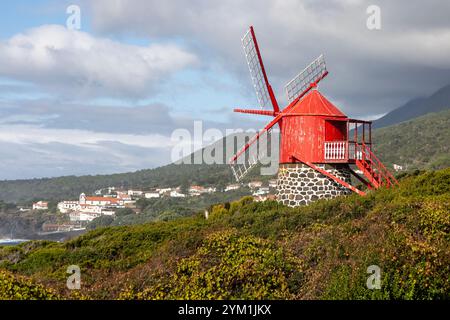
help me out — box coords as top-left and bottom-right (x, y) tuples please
(230, 128), (273, 182)
(285, 54), (328, 104)
(242, 26), (279, 112)
(230, 112), (281, 165)
(229, 114), (281, 182)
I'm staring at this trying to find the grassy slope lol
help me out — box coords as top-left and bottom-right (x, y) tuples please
(373, 109), (450, 170)
(0, 169), (449, 300)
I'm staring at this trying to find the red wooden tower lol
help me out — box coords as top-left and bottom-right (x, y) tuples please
(230, 26), (398, 206)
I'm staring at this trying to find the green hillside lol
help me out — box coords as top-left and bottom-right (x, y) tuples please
(373, 109), (450, 170)
(0, 164), (234, 203)
(1, 110), (450, 203)
(0, 169), (449, 300)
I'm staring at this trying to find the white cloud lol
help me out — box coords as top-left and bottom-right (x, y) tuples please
(0, 138), (173, 180)
(0, 25), (198, 98)
(88, 0), (450, 66)
(0, 124), (173, 149)
(87, 0), (450, 116)
(0, 124), (178, 179)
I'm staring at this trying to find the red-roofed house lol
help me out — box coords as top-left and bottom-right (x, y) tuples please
(32, 201), (48, 210)
(79, 193), (123, 206)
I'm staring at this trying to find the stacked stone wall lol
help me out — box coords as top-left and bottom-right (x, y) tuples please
(277, 163), (352, 207)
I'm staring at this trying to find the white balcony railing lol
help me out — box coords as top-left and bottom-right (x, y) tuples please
(324, 141), (367, 161)
(324, 141), (347, 160)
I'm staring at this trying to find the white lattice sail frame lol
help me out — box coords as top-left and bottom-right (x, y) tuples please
(285, 54), (327, 103)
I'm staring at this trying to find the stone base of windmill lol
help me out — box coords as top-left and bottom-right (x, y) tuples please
(276, 163), (352, 207)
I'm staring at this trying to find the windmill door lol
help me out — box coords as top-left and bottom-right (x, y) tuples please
(324, 120), (348, 161)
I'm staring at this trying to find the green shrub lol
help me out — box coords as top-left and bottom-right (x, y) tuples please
(120, 230), (304, 300)
(0, 269), (58, 300)
(1, 169), (449, 300)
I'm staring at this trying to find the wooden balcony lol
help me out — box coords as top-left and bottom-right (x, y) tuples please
(324, 141), (347, 161)
(324, 141), (365, 162)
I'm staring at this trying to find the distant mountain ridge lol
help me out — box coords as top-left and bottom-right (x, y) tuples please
(373, 84), (450, 128)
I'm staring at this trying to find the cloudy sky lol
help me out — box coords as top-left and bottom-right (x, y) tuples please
(0, 0), (450, 180)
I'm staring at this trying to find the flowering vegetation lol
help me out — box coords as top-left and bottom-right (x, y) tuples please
(120, 230), (303, 300)
(0, 270), (58, 300)
(0, 169), (449, 299)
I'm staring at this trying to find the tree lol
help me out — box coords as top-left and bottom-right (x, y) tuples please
(179, 178), (190, 195)
(86, 216), (114, 230)
(115, 208), (135, 217)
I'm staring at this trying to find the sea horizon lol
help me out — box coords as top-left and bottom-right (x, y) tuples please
(0, 238), (30, 245)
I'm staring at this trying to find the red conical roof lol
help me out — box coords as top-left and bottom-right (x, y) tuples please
(286, 89), (347, 118)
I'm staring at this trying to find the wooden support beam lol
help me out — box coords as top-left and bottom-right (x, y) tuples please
(292, 154), (366, 196)
(348, 166), (373, 190)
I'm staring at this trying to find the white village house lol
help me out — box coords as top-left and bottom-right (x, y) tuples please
(189, 185), (216, 196)
(58, 193), (127, 222)
(248, 181), (263, 189)
(116, 191), (132, 201)
(253, 187), (270, 196)
(158, 188), (173, 195)
(170, 190), (186, 198)
(57, 201), (79, 213)
(225, 184), (240, 192)
(32, 201), (48, 210)
(128, 189), (144, 197)
(80, 193), (124, 206)
(144, 191), (160, 198)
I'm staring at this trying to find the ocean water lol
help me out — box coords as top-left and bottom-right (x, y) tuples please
(0, 230), (86, 246)
(0, 239), (29, 246)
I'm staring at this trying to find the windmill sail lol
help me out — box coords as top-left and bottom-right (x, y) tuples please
(229, 110), (282, 181)
(285, 54), (328, 104)
(230, 128), (273, 182)
(242, 26), (279, 112)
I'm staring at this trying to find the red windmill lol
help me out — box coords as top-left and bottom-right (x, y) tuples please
(230, 26), (398, 206)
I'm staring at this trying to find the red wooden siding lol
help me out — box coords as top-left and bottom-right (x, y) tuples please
(279, 90), (348, 164)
